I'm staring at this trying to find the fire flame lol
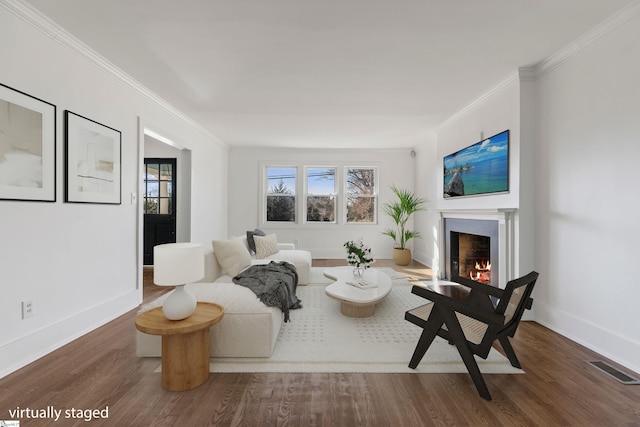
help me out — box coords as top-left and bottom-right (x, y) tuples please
(469, 261), (491, 282)
(475, 261), (491, 271)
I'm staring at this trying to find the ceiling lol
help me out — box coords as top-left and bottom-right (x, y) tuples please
(23, 0), (635, 149)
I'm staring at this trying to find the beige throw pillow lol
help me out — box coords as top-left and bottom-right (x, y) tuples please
(254, 234), (279, 259)
(212, 238), (251, 277)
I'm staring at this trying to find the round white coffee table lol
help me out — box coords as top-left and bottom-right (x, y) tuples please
(323, 267), (392, 317)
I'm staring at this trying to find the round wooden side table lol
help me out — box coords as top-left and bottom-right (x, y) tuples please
(135, 302), (224, 391)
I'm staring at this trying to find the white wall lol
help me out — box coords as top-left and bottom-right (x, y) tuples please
(435, 79), (521, 212)
(412, 132), (438, 268)
(0, 4), (228, 378)
(415, 9), (640, 373)
(415, 73), (535, 282)
(534, 14), (640, 373)
(227, 147), (418, 260)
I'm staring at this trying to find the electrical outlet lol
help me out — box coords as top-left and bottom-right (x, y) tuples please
(22, 300), (34, 319)
(294, 239), (299, 246)
(131, 192), (137, 204)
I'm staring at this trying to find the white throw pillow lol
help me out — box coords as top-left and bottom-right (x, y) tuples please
(212, 238), (251, 277)
(254, 234), (279, 259)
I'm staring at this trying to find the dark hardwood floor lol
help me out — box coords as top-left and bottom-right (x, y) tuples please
(1, 260), (639, 426)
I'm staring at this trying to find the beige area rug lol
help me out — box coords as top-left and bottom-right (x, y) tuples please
(208, 267), (523, 374)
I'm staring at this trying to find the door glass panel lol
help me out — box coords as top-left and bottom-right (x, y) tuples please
(160, 181), (170, 197)
(146, 182), (158, 198)
(145, 198), (158, 214)
(159, 198), (170, 215)
(147, 164), (159, 180)
(160, 163), (172, 179)
(144, 160), (175, 216)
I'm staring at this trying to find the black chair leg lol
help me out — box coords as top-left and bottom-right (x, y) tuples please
(441, 309), (492, 400)
(456, 342), (492, 400)
(498, 336), (521, 369)
(408, 317), (441, 369)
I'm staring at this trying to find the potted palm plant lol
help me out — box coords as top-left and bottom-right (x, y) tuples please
(382, 185), (426, 265)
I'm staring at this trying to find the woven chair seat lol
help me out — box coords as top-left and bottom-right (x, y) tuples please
(407, 303), (487, 345)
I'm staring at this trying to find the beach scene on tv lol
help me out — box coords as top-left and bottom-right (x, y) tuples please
(443, 130), (509, 198)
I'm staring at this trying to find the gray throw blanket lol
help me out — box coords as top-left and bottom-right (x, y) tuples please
(233, 261), (302, 322)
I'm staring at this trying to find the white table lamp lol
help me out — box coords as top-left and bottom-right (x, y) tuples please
(153, 242), (204, 320)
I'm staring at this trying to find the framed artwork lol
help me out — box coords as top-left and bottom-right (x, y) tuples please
(65, 111), (121, 204)
(0, 83), (56, 202)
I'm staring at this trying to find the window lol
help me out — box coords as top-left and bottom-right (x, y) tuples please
(144, 161), (174, 215)
(345, 167), (377, 223)
(261, 163), (378, 226)
(306, 167), (336, 222)
(266, 167), (296, 222)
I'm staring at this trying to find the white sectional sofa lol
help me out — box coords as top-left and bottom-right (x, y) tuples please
(136, 235), (311, 358)
(240, 234), (311, 285)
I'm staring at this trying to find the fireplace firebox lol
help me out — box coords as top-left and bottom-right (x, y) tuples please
(451, 232), (491, 283)
(445, 218), (499, 287)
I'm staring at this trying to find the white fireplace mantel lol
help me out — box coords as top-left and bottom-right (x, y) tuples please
(438, 208), (518, 288)
(439, 208), (517, 221)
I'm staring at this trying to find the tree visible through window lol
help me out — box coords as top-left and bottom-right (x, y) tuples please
(307, 167), (336, 222)
(262, 165), (378, 225)
(266, 167), (296, 222)
(346, 168), (376, 223)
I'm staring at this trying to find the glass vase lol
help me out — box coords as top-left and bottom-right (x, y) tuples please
(353, 266), (365, 277)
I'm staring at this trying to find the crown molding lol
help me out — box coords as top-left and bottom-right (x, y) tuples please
(438, 71), (519, 129)
(518, 67), (536, 81)
(438, 66), (534, 129)
(436, 1), (640, 129)
(0, 0), (227, 148)
(536, 0), (640, 75)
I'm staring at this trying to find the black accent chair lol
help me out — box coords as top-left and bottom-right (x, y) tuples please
(405, 271), (539, 400)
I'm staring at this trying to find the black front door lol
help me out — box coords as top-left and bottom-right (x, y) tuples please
(143, 158), (177, 265)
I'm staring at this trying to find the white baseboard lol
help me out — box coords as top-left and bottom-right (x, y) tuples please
(534, 301), (640, 375)
(0, 291), (140, 380)
(412, 251), (432, 269)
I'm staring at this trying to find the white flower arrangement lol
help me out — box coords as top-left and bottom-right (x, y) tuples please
(344, 239), (375, 269)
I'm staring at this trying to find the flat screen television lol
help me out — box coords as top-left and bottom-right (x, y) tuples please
(443, 129), (509, 198)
